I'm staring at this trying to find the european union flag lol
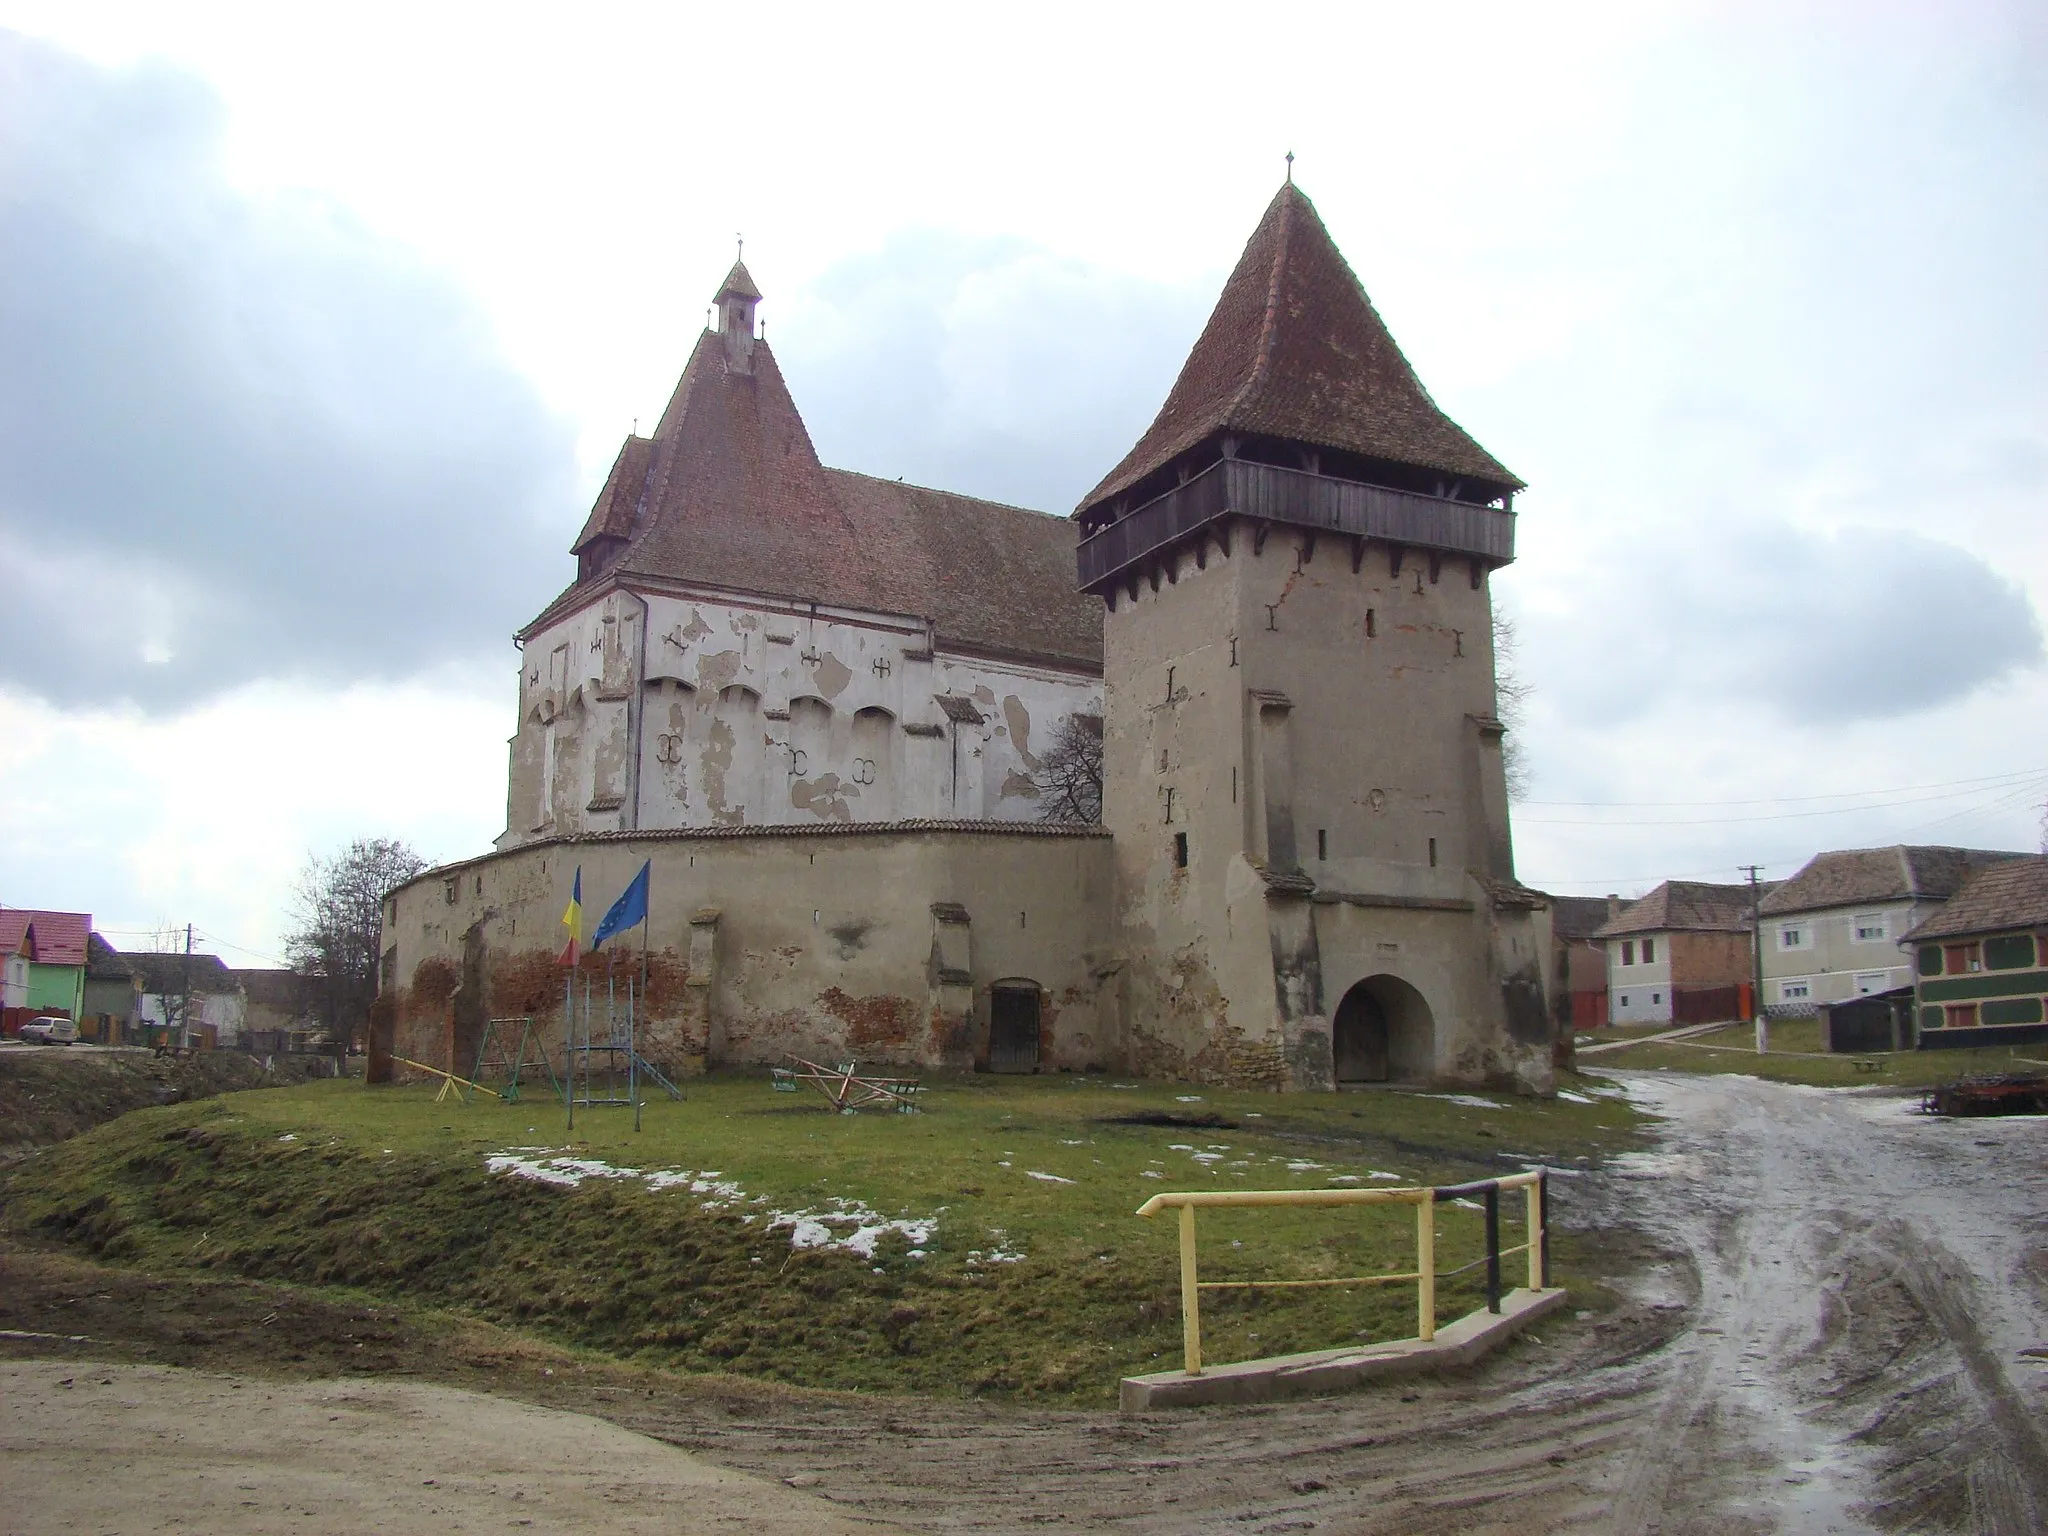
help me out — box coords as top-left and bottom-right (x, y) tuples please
(591, 861), (651, 948)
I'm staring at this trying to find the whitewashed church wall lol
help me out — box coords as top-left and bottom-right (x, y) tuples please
(501, 587), (1101, 846)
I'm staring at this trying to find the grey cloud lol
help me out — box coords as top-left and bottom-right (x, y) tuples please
(0, 32), (576, 710)
(1545, 519), (2040, 728)
(774, 231), (1210, 514)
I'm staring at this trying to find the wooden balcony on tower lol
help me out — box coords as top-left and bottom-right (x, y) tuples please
(1075, 458), (1516, 597)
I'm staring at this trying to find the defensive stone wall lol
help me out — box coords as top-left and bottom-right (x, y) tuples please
(381, 825), (1116, 1081)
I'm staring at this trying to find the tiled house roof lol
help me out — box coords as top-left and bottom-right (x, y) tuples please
(85, 932), (135, 981)
(1901, 856), (2048, 944)
(538, 295), (1102, 672)
(1758, 846), (2027, 916)
(0, 909), (90, 966)
(1078, 182), (1521, 517)
(1549, 894), (1620, 942)
(124, 951), (236, 994)
(1594, 881), (1762, 939)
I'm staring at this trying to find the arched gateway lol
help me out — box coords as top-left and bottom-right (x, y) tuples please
(1332, 976), (1435, 1085)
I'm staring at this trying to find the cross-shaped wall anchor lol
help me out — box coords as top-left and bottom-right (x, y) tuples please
(662, 626), (687, 651)
(872, 656), (892, 677)
(800, 646), (821, 666)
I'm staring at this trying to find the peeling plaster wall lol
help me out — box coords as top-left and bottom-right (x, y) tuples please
(500, 588), (1102, 847)
(383, 829), (1115, 1079)
(1103, 520), (1554, 1094)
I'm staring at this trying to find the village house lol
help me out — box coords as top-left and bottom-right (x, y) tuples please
(81, 934), (144, 1043)
(1901, 855), (2048, 1049)
(1593, 881), (1762, 1027)
(1758, 845), (2025, 1014)
(1551, 894), (1621, 1039)
(0, 908), (89, 1029)
(380, 182), (1559, 1094)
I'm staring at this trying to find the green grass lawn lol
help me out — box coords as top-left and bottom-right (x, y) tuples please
(1590, 1017), (2044, 1088)
(3, 1070), (1642, 1404)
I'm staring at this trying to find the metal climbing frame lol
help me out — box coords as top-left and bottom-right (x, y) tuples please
(468, 1016), (561, 1104)
(561, 972), (683, 1132)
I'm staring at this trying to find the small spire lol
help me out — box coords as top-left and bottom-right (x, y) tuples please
(1285, 150), (1294, 185)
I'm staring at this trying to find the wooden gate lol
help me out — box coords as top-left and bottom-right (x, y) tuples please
(989, 984), (1041, 1073)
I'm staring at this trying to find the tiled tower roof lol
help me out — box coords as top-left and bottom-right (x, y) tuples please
(1080, 182), (1521, 516)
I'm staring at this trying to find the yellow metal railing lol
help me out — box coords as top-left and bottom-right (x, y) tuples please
(1135, 1170), (1550, 1377)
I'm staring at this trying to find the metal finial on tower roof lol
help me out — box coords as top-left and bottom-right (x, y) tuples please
(1285, 150), (1294, 184)
(737, 233), (744, 260)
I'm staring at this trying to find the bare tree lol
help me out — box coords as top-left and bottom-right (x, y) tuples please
(1493, 610), (1533, 802)
(287, 838), (427, 1049)
(1033, 712), (1104, 825)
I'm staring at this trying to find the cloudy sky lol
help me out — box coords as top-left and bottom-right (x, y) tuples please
(1, 0), (2043, 960)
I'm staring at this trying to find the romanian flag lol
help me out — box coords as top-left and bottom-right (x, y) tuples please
(558, 867), (583, 967)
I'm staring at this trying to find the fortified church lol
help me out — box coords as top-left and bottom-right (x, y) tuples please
(381, 183), (1559, 1094)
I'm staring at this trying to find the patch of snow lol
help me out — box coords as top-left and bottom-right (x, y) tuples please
(1175, 1095), (1204, 1102)
(1286, 1161), (1324, 1172)
(1369, 1171), (1403, 1180)
(1191, 1152), (1224, 1163)
(1451, 1197), (1484, 1210)
(1025, 1170), (1075, 1184)
(1059, 1139), (1084, 1146)
(485, 1151), (937, 1260)
(1420, 1094), (1506, 1110)
(1328, 1175), (1362, 1184)
(1166, 1143), (1194, 1151)
(1140, 1170), (1163, 1178)
(276, 1133), (296, 1142)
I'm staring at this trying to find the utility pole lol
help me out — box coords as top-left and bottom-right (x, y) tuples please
(1740, 866), (1766, 1054)
(182, 922), (194, 1052)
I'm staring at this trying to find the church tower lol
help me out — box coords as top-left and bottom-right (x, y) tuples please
(1076, 183), (1554, 1093)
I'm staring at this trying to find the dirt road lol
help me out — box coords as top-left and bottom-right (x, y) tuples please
(0, 1359), (899, 1536)
(5, 1073), (2044, 1533)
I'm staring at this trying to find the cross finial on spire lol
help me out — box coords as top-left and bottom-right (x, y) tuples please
(1285, 150), (1294, 185)
(737, 233), (744, 261)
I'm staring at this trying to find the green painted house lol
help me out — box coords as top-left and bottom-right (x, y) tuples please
(0, 909), (91, 1023)
(1903, 855), (2048, 1050)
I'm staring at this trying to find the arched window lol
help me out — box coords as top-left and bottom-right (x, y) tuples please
(788, 697), (833, 786)
(852, 706), (895, 820)
(640, 678), (697, 827)
(709, 685), (762, 825)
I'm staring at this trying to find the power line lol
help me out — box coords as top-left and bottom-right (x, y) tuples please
(1521, 766), (2044, 809)
(1518, 772), (2048, 827)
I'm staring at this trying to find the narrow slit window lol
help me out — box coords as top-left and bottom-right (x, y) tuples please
(1173, 831), (1188, 869)
(1365, 608), (1376, 638)
(1428, 836), (1438, 868)
(1317, 828), (1327, 861)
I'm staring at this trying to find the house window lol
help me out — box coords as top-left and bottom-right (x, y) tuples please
(1943, 942), (1981, 974)
(1944, 1002), (1979, 1030)
(1778, 925), (1809, 951)
(1621, 940), (1635, 966)
(1779, 979), (1812, 1002)
(1852, 972), (1889, 996)
(1643, 938), (1656, 964)
(1984, 934), (2034, 971)
(1852, 913), (1886, 943)
(1618, 994), (1630, 1006)
(1652, 992), (1662, 1005)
